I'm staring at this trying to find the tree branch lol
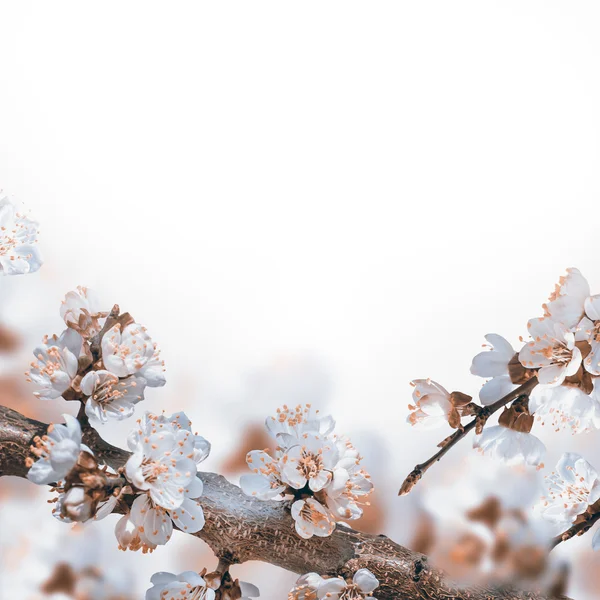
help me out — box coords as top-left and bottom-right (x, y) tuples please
(0, 404), (568, 600)
(399, 377), (539, 495)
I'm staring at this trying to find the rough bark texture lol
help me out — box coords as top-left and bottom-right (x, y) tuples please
(0, 405), (571, 600)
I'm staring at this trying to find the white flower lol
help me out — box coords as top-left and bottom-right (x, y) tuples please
(280, 433), (339, 492)
(296, 569), (378, 600)
(473, 425), (546, 467)
(471, 334), (515, 378)
(58, 487), (92, 522)
(123, 412), (207, 548)
(529, 383), (600, 434)
(325, 439), (373, 521)
(542, 268), (590, 330)
(26, 329), (83, 400)
(101, 323), (166, 387)
(291, 497), (336, 539)
(128, 491), (205, 547)
(60, 287), (108, 338)
(146, 571), (216, 600)
(265, 404), (335, 449)
(27, 414), (83, 485)
(289, 573), (326, 599)
(0, 195), (42, 276)
(519, 318), (581, 386)
(240, 450), (286, 500)
(125, 418), (200, 510)
(407, 379), (452, 429)
(541, 453), (600, 526)
(128, 411), (210, 468)
(81, 370), (146, 422)
(471, 334), (518, 405)
(54, 487), (118, 524)
(115, 513), (157, 553)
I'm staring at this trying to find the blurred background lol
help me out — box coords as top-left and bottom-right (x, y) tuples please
(1, 1), (600, 598)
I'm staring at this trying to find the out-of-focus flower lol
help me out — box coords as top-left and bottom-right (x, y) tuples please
(541, 453), (600, 527)
(289, 569), (378, 600)
(60, 287), (108, 339)
(81, 370), (146, 422)
(101, 323), (166, 387)
(0, 195), (42, 276)
(519, 318), (581, 387)
(26, 414), (85, 485)
(26, 329), (82, 400)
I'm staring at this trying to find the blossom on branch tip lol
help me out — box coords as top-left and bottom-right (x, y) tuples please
(60, 286), (108, 339)
(26, 329), (82, 400)
(407, 379), (452, 429)
(0, 195), (42, 276)
(101, 322), (166, 387)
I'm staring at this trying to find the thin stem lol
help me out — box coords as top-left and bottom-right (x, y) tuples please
(399, 377), (538, 495)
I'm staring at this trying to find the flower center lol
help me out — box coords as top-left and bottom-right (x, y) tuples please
(297, 449), (324, 480)
(141, 458), (169, 484)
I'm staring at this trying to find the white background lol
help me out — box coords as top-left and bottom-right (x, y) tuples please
(0, 2), (600, 598)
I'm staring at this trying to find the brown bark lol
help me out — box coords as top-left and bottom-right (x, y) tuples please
(0, 405), (570, 600)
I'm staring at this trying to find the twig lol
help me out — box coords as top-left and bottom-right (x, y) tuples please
(551, 510), (600, 549)
(399, 377), (538, 495)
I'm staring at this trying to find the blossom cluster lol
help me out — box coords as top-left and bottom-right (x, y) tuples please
(146, 569), (259, 600)
(116, 411), (210, 552)
(25, 409), (211, 552)
(288, 569), (379, 600)
(26, 286), (165, 422)
(26, 414), (120, 523)
(407, 268), (600, 468)
(240, 404), (373, 539)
